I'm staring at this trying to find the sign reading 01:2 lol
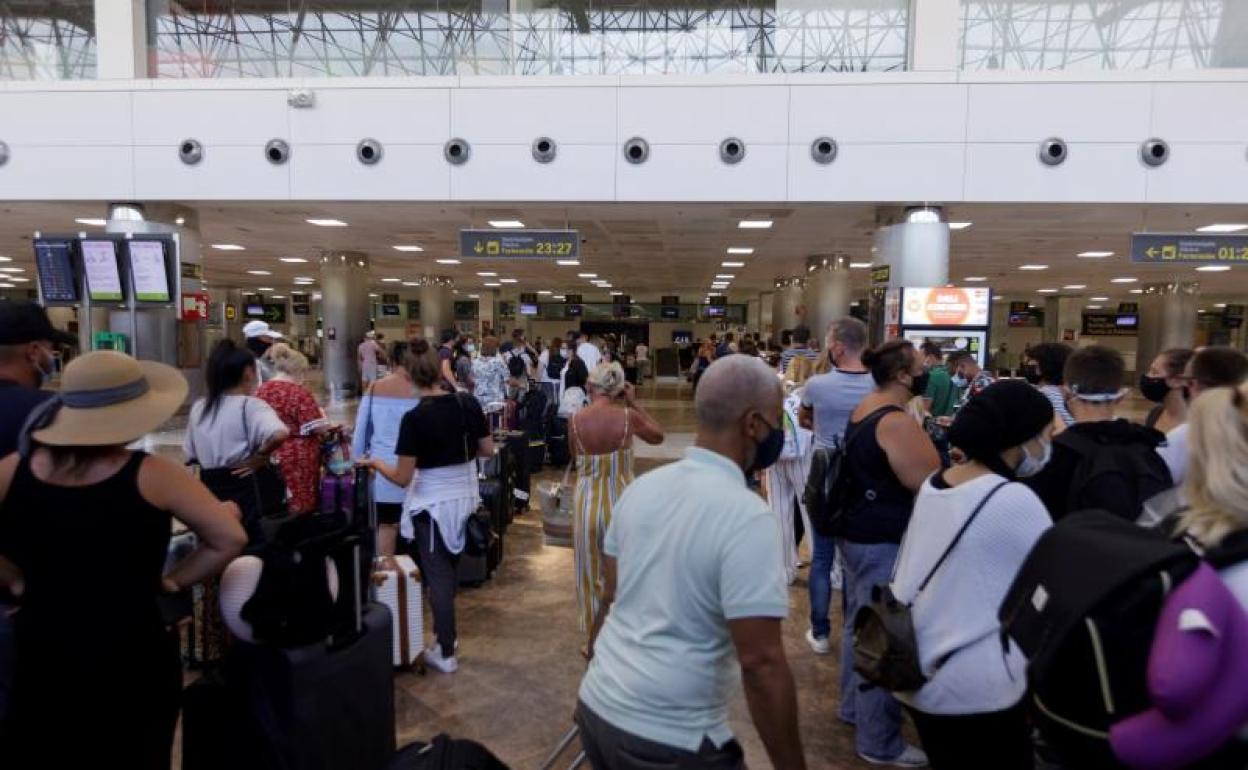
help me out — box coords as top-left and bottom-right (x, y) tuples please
(459, 229), (579, 260)
(1131, 233), (1248, 264)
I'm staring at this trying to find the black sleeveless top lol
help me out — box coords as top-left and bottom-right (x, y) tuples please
(841, 406), (916, 544)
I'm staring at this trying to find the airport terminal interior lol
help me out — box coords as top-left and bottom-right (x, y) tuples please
(1, 1), (1248, 769)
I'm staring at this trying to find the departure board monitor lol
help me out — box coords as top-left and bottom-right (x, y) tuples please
(32, 239), (79, 303)
(126, 240), (173, 303)
(80, 239), (125, 302)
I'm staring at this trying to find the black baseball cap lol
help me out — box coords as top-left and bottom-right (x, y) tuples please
(0, 302), (78, 346)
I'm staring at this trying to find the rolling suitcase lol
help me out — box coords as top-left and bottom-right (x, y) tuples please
(372, 555), (424, 669)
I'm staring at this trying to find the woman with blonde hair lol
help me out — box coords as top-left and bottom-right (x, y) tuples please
(787, 353), (817, 386)
(770, 354), (815, 584)
(1182, 382), (1248, 562)
(257, 343), (335, 515)
(570, 362), (664, 641)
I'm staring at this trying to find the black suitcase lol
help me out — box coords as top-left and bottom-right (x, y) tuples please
(183, 603), (395, 770)
(547, 417), (571, 468)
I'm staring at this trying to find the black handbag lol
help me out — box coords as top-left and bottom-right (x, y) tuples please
(852, 480), (1009, 693)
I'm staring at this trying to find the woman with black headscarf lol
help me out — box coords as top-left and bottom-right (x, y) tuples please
(887, 380), (1055, 770)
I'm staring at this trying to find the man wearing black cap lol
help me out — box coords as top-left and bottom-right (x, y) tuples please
(0, 303), (77, 458)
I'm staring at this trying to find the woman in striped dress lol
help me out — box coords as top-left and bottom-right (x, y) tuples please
(570, 362), (665, 640)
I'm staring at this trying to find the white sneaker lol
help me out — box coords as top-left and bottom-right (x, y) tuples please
(805, 628), (831, 655)
(424, 645), (459, 674)
(858, 745), (928, 768)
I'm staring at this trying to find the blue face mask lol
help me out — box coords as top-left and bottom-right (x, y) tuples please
(1016, 440), (1052, 478)
(951, 373), (968, 388)
(746, 415), (786, 475)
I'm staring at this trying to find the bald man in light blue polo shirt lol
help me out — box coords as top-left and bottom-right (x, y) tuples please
(577, 355), (806, 770)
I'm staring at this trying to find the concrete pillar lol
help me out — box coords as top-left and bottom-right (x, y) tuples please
(804, 254), (852, 348)
(989, 297), (1010, 352)
(746, 297), (761, 331)
(759, 291), (775, 338)
(1044, 297), (1084, 344)
(1137, 282), (1199, 379)
(876, 207), (951, 290)
(222, 288), (244, 342)
(418, 277), (454, 342)
(772, 277), (806, 341)
(479, 290), (497, 338)
(320, 251), (370, 401)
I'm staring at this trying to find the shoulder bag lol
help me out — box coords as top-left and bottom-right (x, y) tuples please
(454, 393), (494, 557)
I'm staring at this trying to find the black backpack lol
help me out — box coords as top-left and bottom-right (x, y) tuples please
(803, 406), (900, 537)
(390, 734), (509, 770)
(546, 351), (565, 380)
(1058, 430), (1173, 522)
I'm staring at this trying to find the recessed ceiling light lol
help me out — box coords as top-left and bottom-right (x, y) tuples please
(1019, 264), (1048, 271)
(306, 218), (348, 227)
(270, 295), (285, 299)
(722, 261), (746, 268)
(74, 218), (107, 226)
(368, 293), (379, 298)
(1037, 288), (1058, 294)
(294, 276), (315, 281)
(247, 270), (272, 275)
(175, 216), (186, 226)
(477, 272), (498, 277)
(1085, 305), (1103, 310)
(1063, 284), (1087, 290)
(738, 220), (773, 229)
(849, 262), (873, 269)
(1091, 296), (1109, 301)
(1130, 289), (1144, 294)
(1197, 224), (1248, 233)
(948, 222), (973, 230)
(0, 267), (24, 273)
(726, 247), (755, 255)
(382, 278), (401, 283)
(436, 258), (461, 265)
(403, 281), (420, 286)
(963, 276), (987, 281)
(0, 284), (15, 289)
(8, 277), (28, 282)
(212, 244), (245, 251)
(552, 295), (565, 300)
(488, 220), (525, 229)
(484, 281), (502, 287)
(599, 284), (613, 288)
(1078, 251), (1114, 258)
(538, 290), (552, 295)
(1111, 277), (1138, 283)
(1198, 309), (1207, 314)
(498, 278), (517, 284)
(556, 259), (580, 266)
(392, 245), (424, 252)
(279, 257), (308, 263)
(1215, 303), (1228, 308)
(715, 274), (735, 279)
(257, 287), (274, 291)
(0, 257), (10, 263)
(579, 273), (598, 278)
(610, 290), (623, 295)
(468, 294), (480, 299)
(992, 296), (1006, 301)
(1196, 265), (1232, 272)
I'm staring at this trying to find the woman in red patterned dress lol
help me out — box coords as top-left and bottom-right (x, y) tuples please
(256, 344), (334, 515)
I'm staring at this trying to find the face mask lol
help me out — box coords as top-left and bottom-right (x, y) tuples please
(33, 346), (54, 385)
(951, 373), (968, 388)
(1015, 440), (1052, 478)
(464, 344), (476, 353)
(1022, 365), (1043, 386)
(746, 415), (786, 475)
(1139, 374), (1170, 404)
(909, 371), (931, 397)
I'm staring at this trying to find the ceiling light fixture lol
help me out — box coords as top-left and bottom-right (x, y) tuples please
(1197, 224), (1248, 233)
(722, 261), (746, 268)
(726, 247), (755, 255)
(1078, 251), (1114, 258)
(468, 294), (480, 299)
(948, 222), (973, 230)
(382, 278), (401, 283)
(477, 271), (497, 277)
(392, 245), (424, 252)
(499, 278), (518, 283)
(1130, 289), (1144, 294)
(556, 259), (580, 266)
(963, 276), (988, 282)
(488, 220), (525, 229)
(0, 257), (11, 263)
(610, 290), (623, 295)
(257, 287), (274, 291)
(306, 218), (348, 227)
(1037, 288), (1058, 294)
(247, 270), (271, 275)
(436, 258), (461, 265)
(403, 281), (420, 286)
(270, 295), (285, 299)
(1085, 305), (1103, 310)
(279, 257), (308, 263)
(1063, 284), (1087, 290)
(578, 273), (598, 278)
(1215, 303), (1228, 308)
(1091, 296), (1109, 301)
(849, 262), (873, 269)
(7, 277), (28, 283)
(0, 267), (24, 273)
(1018, 264), (1048, 271)
(538, 290), (552, 295)
(74, 218), (107, 226)
(484, 281), (502, 287)
(715, 274), (735, 279)
(1196, 265), (1232, 272)
(1111, 277), (1138, 283)
(738, 220), (773, 229)
(212, 244), (245, 251)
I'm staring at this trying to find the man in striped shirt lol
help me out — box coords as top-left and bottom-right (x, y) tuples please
(780, 325), (821, 375)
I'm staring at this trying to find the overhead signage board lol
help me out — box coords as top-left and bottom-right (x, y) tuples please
(1224, 304), (1245, 318)
(1131, 233), (1248, 265)
(246, 302), (287, 324)
(901, 287), (991, 328)
(32, 239), (79, 304)
(871, 265), (891, 285)
(1009, 301), (1030, 314)
(81, 239), (125, 302)
(564, 293), (583, 305)
(1083, 312), (1137, 337)
(382, 293), (400, 304)
(1117, 302), (1139, 314)
(459, 229), (579, 260)
(292, 303), (311, 316)
(406, 300), (420, 318)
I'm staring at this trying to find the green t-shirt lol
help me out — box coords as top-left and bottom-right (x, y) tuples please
(925, 366), (957, 417)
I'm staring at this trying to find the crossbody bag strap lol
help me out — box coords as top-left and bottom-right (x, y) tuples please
(911, 480), (1010, 597)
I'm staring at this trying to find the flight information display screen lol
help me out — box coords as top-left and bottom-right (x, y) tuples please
(32, 240), (78, 303)
(127, 240), (172, 303)
(81, 240), (124, 302)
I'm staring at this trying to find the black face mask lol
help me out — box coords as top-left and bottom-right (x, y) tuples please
(1022, 365), (1043, 386)
(909, 371), (931, 397)
(746, 416), (786, 475)
(1139, 374), (1171, 404)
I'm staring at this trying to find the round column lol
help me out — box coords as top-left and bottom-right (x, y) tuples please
(772, 277), (806, 341)
(804, 253), (852, 347)
(319, 251), (371, 401)
(1137, 282), (1199, 377)
(1044, 296), (1084, 344)
(418, 276), (454, 341)
(875, 206), (950, 289)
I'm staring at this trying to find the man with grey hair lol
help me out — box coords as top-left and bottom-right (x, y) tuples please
(577, 355), (806, 770)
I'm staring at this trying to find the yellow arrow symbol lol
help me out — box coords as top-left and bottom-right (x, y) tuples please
(474, 242), (484, 254)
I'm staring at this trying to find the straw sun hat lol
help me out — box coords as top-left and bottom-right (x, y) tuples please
(27, 350), (188, 448)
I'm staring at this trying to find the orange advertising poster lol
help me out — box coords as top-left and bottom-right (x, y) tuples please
(901, 287), (991, 327)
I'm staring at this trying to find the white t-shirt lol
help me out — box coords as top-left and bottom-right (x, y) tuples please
(891, 473), (1052, 715)
(577, 341), (602, 374)
(1157, 422), (1188, 487)
(558, 386), (588, 418)
(184, 394), (287, 468)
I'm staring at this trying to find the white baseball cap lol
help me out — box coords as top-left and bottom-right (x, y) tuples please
(243, 320), (283, 340)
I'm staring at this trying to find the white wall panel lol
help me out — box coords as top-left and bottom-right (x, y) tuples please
(788, 84), (968, 143)
(1150, 83), (1248, 143)
(0, 146), (133, 199)
(449, 144), (614, 201)
(291, 144), (449, 200)
(451, 88), (616, 144)
(132, 90), (289, 145)
(788, 143), (965, 202)
(1144, 144), (1248, 204)
(290, 89), (450, 145)
(135, 145), (290, 200)
(964, 143), (1145, 202)
(0, 92), (132, 145)
(617, 86), (789, 144)
(616, 144), (787, 201)
(966, 84), (1152, 143)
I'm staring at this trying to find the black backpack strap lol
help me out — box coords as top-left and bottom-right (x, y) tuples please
(1205, 529), (1248, 569)
(906, 481), (1011, 596)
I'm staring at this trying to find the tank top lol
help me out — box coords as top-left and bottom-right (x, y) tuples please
(0, 451), (171, 647)
(842, 406), (915, 544)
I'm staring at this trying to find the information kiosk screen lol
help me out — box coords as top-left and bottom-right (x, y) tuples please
(127, 240), (172, 303)
(32, 240), (79, 303)
(81, 240), (125, 302)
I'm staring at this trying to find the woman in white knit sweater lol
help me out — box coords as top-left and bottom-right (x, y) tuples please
(890, 380), (1055, 770)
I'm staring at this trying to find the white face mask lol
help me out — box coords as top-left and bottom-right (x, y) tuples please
(1015, 439), (1052, 478)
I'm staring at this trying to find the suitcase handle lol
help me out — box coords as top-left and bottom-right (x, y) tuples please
(539, 725), (586, 770)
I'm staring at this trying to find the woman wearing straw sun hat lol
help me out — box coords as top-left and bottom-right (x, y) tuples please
(0, 350), (247, 769)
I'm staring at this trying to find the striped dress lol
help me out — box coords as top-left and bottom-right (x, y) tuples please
(571, 408), (634, 635)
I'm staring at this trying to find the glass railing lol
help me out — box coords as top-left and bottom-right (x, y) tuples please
(961, 0), (1248, 71)
(146, 0), (910, 78)
(0, 0), (96, 79)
